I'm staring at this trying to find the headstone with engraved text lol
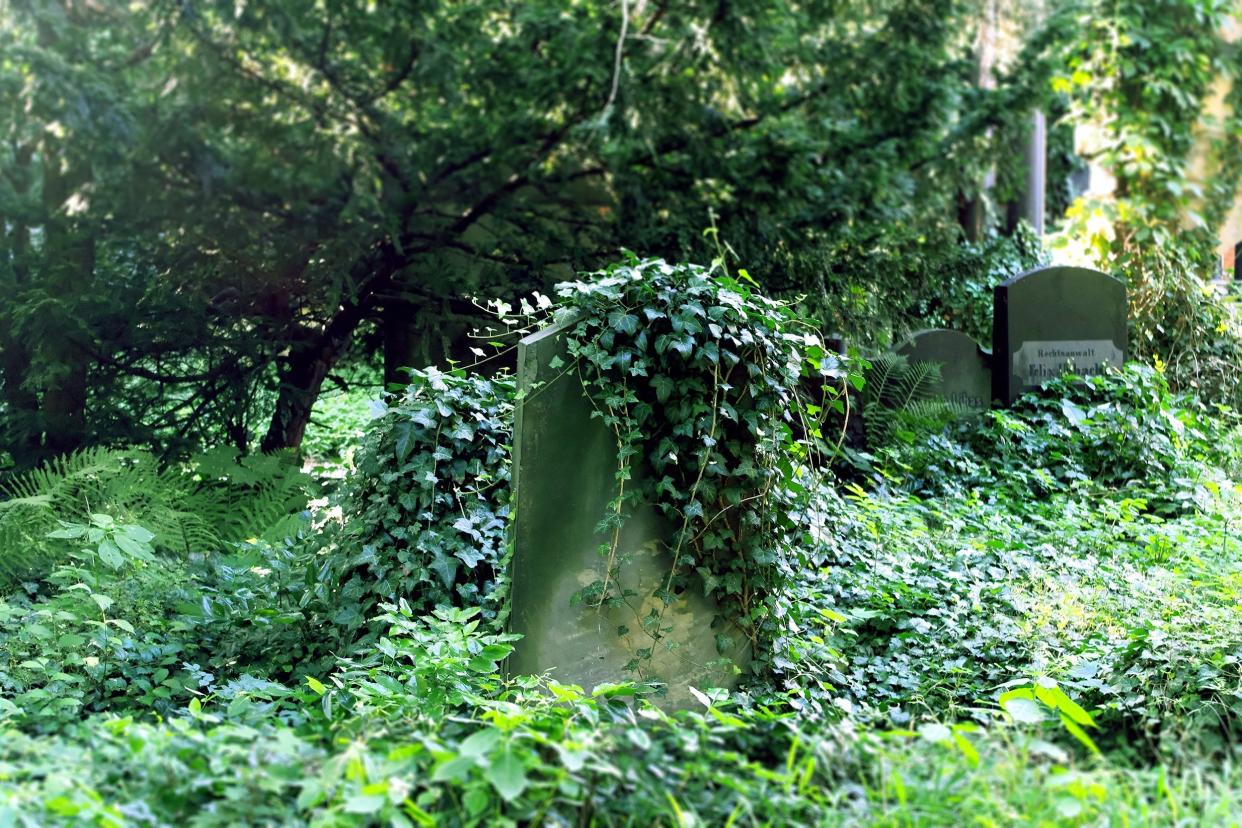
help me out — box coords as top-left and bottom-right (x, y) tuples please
(893, 329), (992, 411)
(993, 265), (1127, 405)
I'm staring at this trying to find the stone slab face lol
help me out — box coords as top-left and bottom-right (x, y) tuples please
(893, 329), (992, 411)
(993, 265), (1127, 405)
(508, 319), (747, 708)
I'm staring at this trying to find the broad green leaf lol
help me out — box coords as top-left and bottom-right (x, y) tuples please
(458, 728), (501, 759)
(1060, 713), (1102, 757)
(1036, 683), (1096, 728)
(342, 794), (385, 814)
(917, 723), (951, 743)
(484, 747), (528, 803)
(113, 533), (152, 560)
(1000, 694), (1046, 725)
(951, 731), (980, 767)
(97, 540), (124, 570)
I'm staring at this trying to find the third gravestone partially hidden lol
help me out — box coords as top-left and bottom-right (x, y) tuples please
(993, 265), (1127, 405)
(893, 329), (992, 411)
(507, 317), (749, 708)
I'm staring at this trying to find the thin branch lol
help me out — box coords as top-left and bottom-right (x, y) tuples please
(601, 0), (630, 118)
(373, 42), (420, 100)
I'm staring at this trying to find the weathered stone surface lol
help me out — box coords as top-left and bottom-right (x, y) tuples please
(993, 265), (1127, 404)
(893, 328), (992, 411)
(507, 318), (747, 707)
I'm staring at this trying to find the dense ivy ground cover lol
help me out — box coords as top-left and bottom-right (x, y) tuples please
(1, 305), (1240, 824)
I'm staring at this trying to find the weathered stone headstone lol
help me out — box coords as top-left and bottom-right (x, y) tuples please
(993, 265), (1127, 405)
(508, 318), (748, 707)
(893, 329), (992, 411)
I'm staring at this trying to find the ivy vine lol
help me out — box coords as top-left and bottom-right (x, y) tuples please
(555, 256), (849, 657)
(304, 368), (514, 654)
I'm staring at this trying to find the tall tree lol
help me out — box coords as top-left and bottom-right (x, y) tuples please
(2, 0), (1044, 461)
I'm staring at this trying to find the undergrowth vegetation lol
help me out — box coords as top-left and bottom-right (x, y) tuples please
(0, 263), (1239, 826)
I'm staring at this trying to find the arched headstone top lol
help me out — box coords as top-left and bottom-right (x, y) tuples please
(892, 329), (992, 411)
(995, 264), (1124, 295)
(992, 265), (1128, 405)
(894, 328), (991, 355)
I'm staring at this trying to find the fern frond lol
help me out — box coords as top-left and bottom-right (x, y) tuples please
(864, 353), (908, 408)
(0, 446), (310, 585)
(862, 352), (979, 448)
(893, 360), (943, 410)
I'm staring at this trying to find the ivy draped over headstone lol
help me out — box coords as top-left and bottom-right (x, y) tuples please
(555, 257), (846, 649)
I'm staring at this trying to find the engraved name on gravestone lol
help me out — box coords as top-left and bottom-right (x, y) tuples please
(993, 265), (1127, 405)
(893, 329), (992, 411)
(507, 318), (748, 708)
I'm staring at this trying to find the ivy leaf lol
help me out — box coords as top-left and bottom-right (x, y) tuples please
(608, 311), (639, 335)
(430, 555), (459, 589)
(652, 375), (675, 403)
(1061, 400), (1088, 427)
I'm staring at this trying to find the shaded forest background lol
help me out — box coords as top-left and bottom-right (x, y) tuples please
(1, 0), (1239, 467)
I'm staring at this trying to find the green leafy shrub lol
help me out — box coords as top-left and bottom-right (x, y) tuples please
(301, 368), (514, 651)
(784, 224), (1045, 348)
(1127, 247), (1242, 408)
(901, 224), (1047, 345)
(0, 530), (311, 731)
(0, 558), (206, 730)
(772, 471), (1242, 757)
(4, 261), (1242, 824)
(3, 610), (1239, 826)
(772, 364), (1242, 756)
(1046, 0), (1242, 407)
(879, 364), (1230, 511)
(300, 363), (383, 464)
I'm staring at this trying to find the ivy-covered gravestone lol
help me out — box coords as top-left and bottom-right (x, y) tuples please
(507, 318), (747, 707)
(993, 266), (1127, 405)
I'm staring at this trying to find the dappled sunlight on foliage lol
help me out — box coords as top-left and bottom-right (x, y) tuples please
(1, 0), (1241, 822)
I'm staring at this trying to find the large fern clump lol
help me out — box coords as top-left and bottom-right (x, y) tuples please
(301, 367), (514, 649)
(0, 447), (309, 587)
(861, 353), (972, 447)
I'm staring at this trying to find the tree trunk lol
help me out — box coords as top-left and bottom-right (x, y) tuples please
(0, 320), (42, 467)
(40, 356), (89, 456)
(260, 336), (336, 453)
(383, 298), (425, 388)
(382, 292), (515, 387)
(0, 147), (43, 467)
(39, 139), (94, 458)
(260, 244), (401, 453)
(1, 215), (43, 465)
